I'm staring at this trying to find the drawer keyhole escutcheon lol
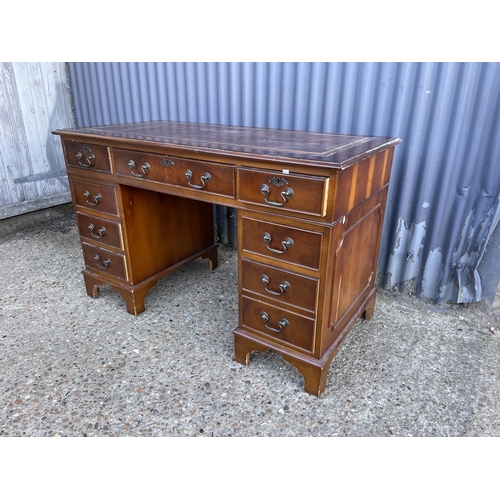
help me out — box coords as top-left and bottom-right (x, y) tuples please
(94, 254), (111, 269)
(161, 158), (175, 167)
(260, 184), (294, 206)
(261, 274), (291, 296)
(261, 311), (289, 333)
(128, 159), (150, 178)
(185, 169), (211, 189)
(76, 146), (96, 168)
(262, 232), (294, 254)
(88, 223), (106, 239)
(83, 190), (102, 206)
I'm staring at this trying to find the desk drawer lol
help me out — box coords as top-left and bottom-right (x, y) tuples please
(71, 179), (119, 216)
(64, 141), (110, 172)
(81, 242), (127, 280)
(241, 215), (323, 271)
(242, 297), (315, 353)
(76, 212), (123, 250)
(241, 259), (318, 313)
(113, 149), (235, 197)
(238, 167), (328, 216)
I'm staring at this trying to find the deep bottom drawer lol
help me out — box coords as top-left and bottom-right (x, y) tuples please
(241, 296), (315, 353)
(81, 242), (127, 280)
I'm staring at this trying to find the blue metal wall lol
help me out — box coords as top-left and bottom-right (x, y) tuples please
(67, 62), (500, 304)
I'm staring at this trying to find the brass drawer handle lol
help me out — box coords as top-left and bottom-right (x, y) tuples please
(262, 232), (294, 254)
(260, 184), (294, 206)
(76, 148), (95, 168)
(261, 311), (289, 333)
(83, 190), (102, 206)
(88, 223), (106, 239)
(94, 254), (111, 269)
(261, 275), (290, 296)
(185, 169), (211, 189)
(128, 159), (150, 178)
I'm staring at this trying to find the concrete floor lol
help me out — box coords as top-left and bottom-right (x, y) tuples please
(1, 205), (500, 437)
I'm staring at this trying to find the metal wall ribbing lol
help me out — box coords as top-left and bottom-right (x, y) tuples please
(67, 62), (500, 304)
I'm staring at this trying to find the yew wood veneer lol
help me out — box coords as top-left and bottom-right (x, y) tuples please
(53, 121), (401, 396)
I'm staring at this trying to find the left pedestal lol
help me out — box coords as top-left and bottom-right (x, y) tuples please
(70, 172), (218, 315)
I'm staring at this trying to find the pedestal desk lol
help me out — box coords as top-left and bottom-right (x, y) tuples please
(53, 121), (401, 396)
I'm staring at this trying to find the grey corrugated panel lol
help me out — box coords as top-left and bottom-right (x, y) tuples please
(383, 63), (500, 303)
(67, 62), (500, 303)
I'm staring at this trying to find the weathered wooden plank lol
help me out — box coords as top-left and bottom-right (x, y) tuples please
(45, 62), (74, 170)
(0, 62), (75, 219)
(0, 62), (35, 206)
(0, 144), (12, 207)
(0, 193), (73, 219)
(43, 62), (73, 194)
(12, 62), (52, 199)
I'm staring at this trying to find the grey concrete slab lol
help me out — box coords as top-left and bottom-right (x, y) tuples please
(1, 208), (500, 437)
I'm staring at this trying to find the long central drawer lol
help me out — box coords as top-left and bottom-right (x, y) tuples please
(113, 148), (235, 198)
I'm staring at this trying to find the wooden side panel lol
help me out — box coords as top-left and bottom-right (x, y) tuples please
(324, 188), (389, 352)
(330, 206), (382, 327)
(333, 147), (394, 221)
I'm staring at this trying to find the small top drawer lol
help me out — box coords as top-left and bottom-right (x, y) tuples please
(71, 179), (119, 216)
(113, 149), (235, 198)
(64, 141), (111, 172)
(238, 167), (329, 216)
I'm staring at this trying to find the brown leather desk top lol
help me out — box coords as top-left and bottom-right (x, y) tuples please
(54, 120), (401, 169)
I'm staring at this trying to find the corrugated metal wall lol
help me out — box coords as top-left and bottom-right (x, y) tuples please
(0, 62), (75, 218)
(67, 62), (500, 304)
